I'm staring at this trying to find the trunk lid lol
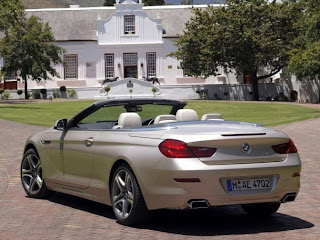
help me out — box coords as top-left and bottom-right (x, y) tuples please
(160, 122), (289, 165)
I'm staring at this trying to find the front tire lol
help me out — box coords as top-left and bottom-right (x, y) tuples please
(21, 148), (51, 198)
(111, 163), (149, 226)
(241, 202), (281, 216)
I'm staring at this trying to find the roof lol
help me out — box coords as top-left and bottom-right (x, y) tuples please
(24, 5), (218, 41)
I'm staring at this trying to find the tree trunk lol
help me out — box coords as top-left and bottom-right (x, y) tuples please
(251, 71), (259, 101)
(23, 75), (28, 99)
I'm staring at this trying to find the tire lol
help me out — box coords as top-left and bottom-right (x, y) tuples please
(20, 148), (52, 198)
(241, 202), (281, 216)
(111, 163), (149, 226)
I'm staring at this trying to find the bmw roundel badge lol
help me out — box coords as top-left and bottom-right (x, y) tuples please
(242, 143), (250, 152)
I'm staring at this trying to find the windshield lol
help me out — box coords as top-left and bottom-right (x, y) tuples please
(76, 104), (174, 130)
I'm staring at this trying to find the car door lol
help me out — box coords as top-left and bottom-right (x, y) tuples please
(61, 129), (100, 189)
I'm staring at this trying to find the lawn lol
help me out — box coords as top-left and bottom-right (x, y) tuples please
(0, 100), (319, 127)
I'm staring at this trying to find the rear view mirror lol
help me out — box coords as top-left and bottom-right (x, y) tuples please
(54, 119), (67, 130)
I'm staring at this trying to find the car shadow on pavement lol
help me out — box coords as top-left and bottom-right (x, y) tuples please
(48, 192), (116, 220)
(48, 193), (313, 236)
(141, 206), (314, 236)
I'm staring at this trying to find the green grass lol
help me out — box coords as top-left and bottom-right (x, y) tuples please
(186, 101), (320, 126)
(0, 100), (319, 127)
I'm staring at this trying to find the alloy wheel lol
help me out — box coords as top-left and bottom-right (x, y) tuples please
(21, 153), (43, 195)
(112, 169), (134, 220)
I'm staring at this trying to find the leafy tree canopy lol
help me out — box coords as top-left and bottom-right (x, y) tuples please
(288, 0), (320, 80)
(170, 0), (300, 100)
(103, 0), (115, 6)
(143, 0), (165, 6)
(0, 0), (65, 99)
(0, 0), (24, 31)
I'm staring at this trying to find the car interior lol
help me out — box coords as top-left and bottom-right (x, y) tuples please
(74, 103), (223, 130)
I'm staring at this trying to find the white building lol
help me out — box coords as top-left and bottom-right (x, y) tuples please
(0, 0), (319, 102)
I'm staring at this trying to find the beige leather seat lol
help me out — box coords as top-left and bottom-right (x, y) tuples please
(154, 115), (177, 124)
(201, 113), (224, 121)
(176, 109), (198, 121)
(117, 113), (142, 129)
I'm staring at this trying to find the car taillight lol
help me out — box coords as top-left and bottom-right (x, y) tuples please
(272, 139), (297, 154)
(190, 146), (217, 158)
(159, 139), (216, 158)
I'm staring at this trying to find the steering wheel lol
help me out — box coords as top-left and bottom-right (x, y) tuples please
(148, 119), (154, 125)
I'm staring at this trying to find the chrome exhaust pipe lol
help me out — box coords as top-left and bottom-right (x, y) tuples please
(187, 200), (210, 209)
(281, 193), (297, 203)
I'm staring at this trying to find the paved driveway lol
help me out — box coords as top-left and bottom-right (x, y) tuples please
(0, 117), (319, 240)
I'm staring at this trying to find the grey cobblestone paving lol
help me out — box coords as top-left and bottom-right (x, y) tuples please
(0, 115), (319, 240)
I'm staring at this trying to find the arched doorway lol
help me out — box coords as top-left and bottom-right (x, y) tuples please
(290, 90), (298, 102)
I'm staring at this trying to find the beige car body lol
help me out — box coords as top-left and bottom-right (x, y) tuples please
(25, 116), (301, 210)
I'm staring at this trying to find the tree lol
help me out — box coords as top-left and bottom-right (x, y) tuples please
(0, 0), (24, 32)
(288, 0), (320, 81)
(103, 0), (115, 6)
(181, 0), (194, 5)
(170, 0), (299, 100)
(0, 1), (65, 99)
(143, 0), (165, 6)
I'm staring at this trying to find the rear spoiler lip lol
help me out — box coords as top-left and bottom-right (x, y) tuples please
(221, 133), (267, 137)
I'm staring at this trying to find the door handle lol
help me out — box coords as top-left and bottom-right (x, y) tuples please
(85, 138), (94, 147)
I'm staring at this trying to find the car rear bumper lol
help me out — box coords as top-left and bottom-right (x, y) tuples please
(135, 154), (301, 210)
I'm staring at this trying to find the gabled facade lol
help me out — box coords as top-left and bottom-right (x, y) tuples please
(1, 1), (234, 90)
(0, 1), (319, 102)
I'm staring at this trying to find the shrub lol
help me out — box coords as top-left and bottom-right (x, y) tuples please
(17, 90), (23, 99)
(104, 86), (111, 99)
(214, 93), (221, 100)
(152, 87), (157, 98)
(32, 92), (41, 99)
(66, 88), (77, 99)
(59, 86), (66, 92)
(104, 86), (111, 92)
(53, 90), (60, 98)
(2, 90), (10, 100)
(266, 96), (272, 101)
(276, 92), (289, 102)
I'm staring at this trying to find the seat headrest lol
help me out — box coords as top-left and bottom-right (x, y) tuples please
(154, 115), (176, 124)
(118, 113), (142, 129)
(201, 113), (223, 121)
(176, 109), (198, 122)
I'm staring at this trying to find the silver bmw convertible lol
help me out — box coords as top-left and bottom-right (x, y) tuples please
(21, 98), (301, 225)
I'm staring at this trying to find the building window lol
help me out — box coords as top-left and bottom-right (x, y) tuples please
(105, 54), (114, 78)
(124, 15), (135, 34)
(124, 53), (137, 78)
(147, 53), (156, 77)
(181, 58), (191, 77)
(64, 54), (78, 79)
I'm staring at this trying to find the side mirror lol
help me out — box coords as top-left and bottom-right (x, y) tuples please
(54, 119), (67, 130)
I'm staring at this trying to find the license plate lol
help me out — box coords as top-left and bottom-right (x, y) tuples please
(227, 178), (271, 191)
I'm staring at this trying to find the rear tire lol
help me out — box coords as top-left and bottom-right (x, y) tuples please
(241, 202), (281, 216)
(111, 163), (149, 226)
(20, 148), (52, 198)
